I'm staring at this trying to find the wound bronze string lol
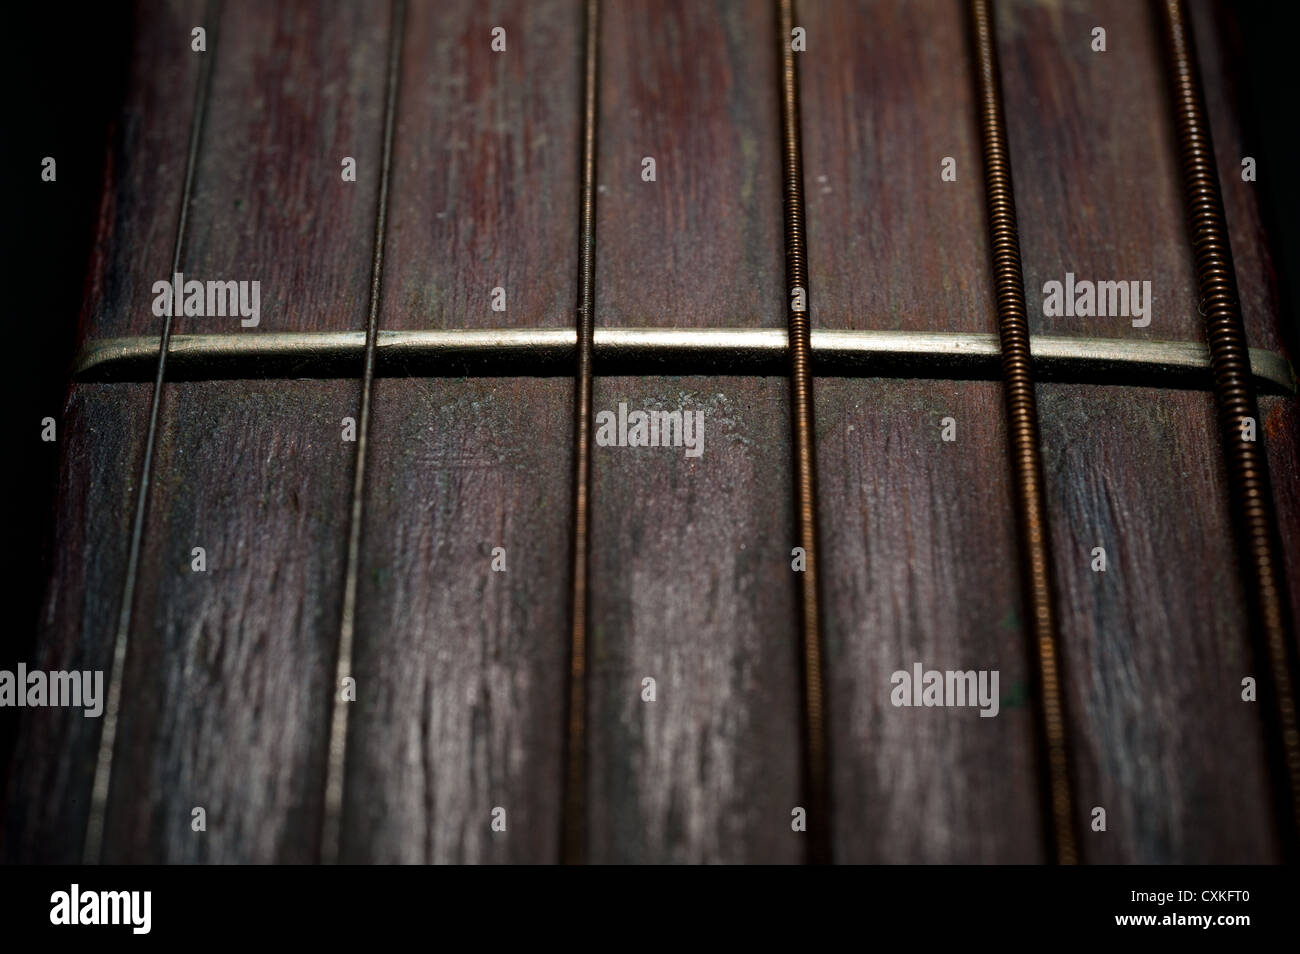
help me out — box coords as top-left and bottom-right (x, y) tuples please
(320, 0), (406, 866)
(562, 0), (600, 866)
(970, 0), (1079, 865)
(778, 0), (832, 866)
(82, 0), (223, 866)
(1158, 0), (1300, 859)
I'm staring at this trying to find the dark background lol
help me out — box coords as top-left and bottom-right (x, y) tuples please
(2, 0), (1298, 790)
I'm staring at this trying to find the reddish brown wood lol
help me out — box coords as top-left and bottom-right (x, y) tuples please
(595, 0), (787, 329)
(802, 0), (993, 333)
(995, 0), (1291, 860)
(817, 378), (1045, 862)
(1039, 386), (1279, 862)
(586, 376), (802, 863)
(799, 1), (1042, 861)
(996, 0), (1195, 342)
(2, 384), (150, 862)
(380, 0), (580, 331)
(80, 0), (207, 343)
(5, 0), (389, 862)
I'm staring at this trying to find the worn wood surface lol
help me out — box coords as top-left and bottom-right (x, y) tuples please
(82, 0), (207, 343)
(4, 0), (386, 862)
(584, 0), (803, 864)
(799, 1), (1042, 862)
(337, 0), (581, 862)
(802, 0), (993, 332)
(817, 379), (1044, 862)
(344, 378), (572, 863)
(587, 376), (802, 863)
(4, 0), (1299, 864)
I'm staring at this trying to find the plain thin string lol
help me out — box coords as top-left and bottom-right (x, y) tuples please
(320, 0), (406, 866)
(562, 0), (600, 866)
(83, 0), (223, 866)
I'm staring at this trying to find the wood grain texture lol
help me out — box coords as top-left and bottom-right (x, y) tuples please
(801, 0), (993, 332)
(173, 0), (390, 336)
(2, 385), (149, 862)
(800, 2), (1041, 861)
(587, 376), (801, 863)
(336, 0), (582, 862)
(343, 378), (572, 863)
(1191, 0), (1290, 357)
(803, 0), (1295, 862)
(81, 0), (206, 343)
(817, 379), (1043, 862)
(1040, 385), (1280, 862)
(4, 0), (387, 862)
(595, 0), (786, 329)
(991, 0), (1296, 860)
(583, 0), (800, 863)
(106, 381), (354, 863)
(995, 0), (1289, 356)
(995, 0), (1198, 341)
(381, 0), (580, 331)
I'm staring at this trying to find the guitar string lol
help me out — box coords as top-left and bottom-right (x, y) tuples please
(970, 0), (1079, 864)
(82, 0), (223, 866)
(778, 0), (833, 865)
(320, 0), (406, 866)
(1159, 0), (1300, 859)
(561, 0), (600, 866)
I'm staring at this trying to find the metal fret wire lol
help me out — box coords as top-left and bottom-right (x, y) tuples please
(320, 0), (406, 866)
(82, 0), (222, 866)
(72, 329), (1298, 393)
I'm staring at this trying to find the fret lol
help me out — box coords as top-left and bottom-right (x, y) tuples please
(71, 328), (1298, 394)
(582, 0), (802, 862)
(989, 0), (1284, 863)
